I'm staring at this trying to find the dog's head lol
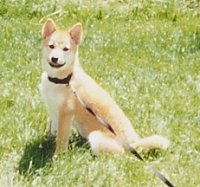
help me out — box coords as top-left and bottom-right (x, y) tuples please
(42, 19), (82, 76)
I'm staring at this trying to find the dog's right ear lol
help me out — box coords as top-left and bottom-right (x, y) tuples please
(42, 18), (57, 38)
(69, 23), (83, 45)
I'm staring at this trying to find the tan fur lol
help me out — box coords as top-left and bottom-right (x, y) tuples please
(39, 19), (170, 155)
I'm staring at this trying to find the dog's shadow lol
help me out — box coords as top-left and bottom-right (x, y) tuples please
(18, 133), (87, 176)
(18, 135), (55, 175)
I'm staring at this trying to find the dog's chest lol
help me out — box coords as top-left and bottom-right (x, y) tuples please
(39, 72), (73, 114)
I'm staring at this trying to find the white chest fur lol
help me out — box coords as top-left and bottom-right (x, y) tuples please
(40, 72), (63, 112)
(39, 72), (73, 135)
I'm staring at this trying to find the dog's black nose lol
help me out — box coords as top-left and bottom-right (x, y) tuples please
(51, 57), (58, 63)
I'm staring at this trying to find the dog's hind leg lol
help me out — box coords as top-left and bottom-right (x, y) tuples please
(88, 131), (124, 155)
(132, 135), (170, 150)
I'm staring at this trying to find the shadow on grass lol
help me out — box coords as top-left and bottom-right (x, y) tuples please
(18, 133), (88, 176)
(142, 149), (165, 161)
(18, 135), (56, 176)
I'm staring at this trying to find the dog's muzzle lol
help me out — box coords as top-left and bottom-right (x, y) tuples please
(49, 57), (66, 68)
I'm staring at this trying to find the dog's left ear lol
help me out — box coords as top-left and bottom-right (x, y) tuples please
(69, 23), (82, 45)
(42, 18), (57, 38)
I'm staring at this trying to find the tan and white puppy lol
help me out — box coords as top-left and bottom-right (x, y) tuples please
(39, 19), (169, 155)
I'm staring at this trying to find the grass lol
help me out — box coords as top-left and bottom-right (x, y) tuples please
(0, 0), (200, 186)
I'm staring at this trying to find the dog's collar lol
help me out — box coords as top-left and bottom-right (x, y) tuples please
(48, 73), (73, 84)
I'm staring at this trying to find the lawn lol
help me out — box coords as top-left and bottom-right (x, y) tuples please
(0, 0), (200, 186)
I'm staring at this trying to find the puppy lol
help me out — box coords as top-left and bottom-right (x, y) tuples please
(39, 19), (169, 155)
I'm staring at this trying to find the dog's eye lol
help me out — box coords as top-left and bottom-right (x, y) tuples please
(63, 47), (69, 52)
(49, 45), (55, 49)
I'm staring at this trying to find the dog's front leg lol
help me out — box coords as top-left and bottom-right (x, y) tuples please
(55, 111), (74, 155)
(47, 115), (58, 136)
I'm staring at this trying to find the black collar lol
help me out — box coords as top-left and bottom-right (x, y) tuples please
(48, 73), (73, 84)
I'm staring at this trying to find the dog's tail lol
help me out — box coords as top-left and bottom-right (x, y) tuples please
(133, 135), (170, 150)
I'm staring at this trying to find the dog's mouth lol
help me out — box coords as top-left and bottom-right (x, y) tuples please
(49, 62), (66, 68)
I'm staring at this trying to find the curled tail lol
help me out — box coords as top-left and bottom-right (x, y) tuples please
(133, 135), (170, 150)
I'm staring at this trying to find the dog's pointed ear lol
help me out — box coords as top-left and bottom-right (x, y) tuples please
(42, 18), (57, 38)
(69, 23), (82, 45)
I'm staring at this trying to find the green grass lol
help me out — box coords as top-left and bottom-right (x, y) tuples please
(0, 0), (200, 186)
